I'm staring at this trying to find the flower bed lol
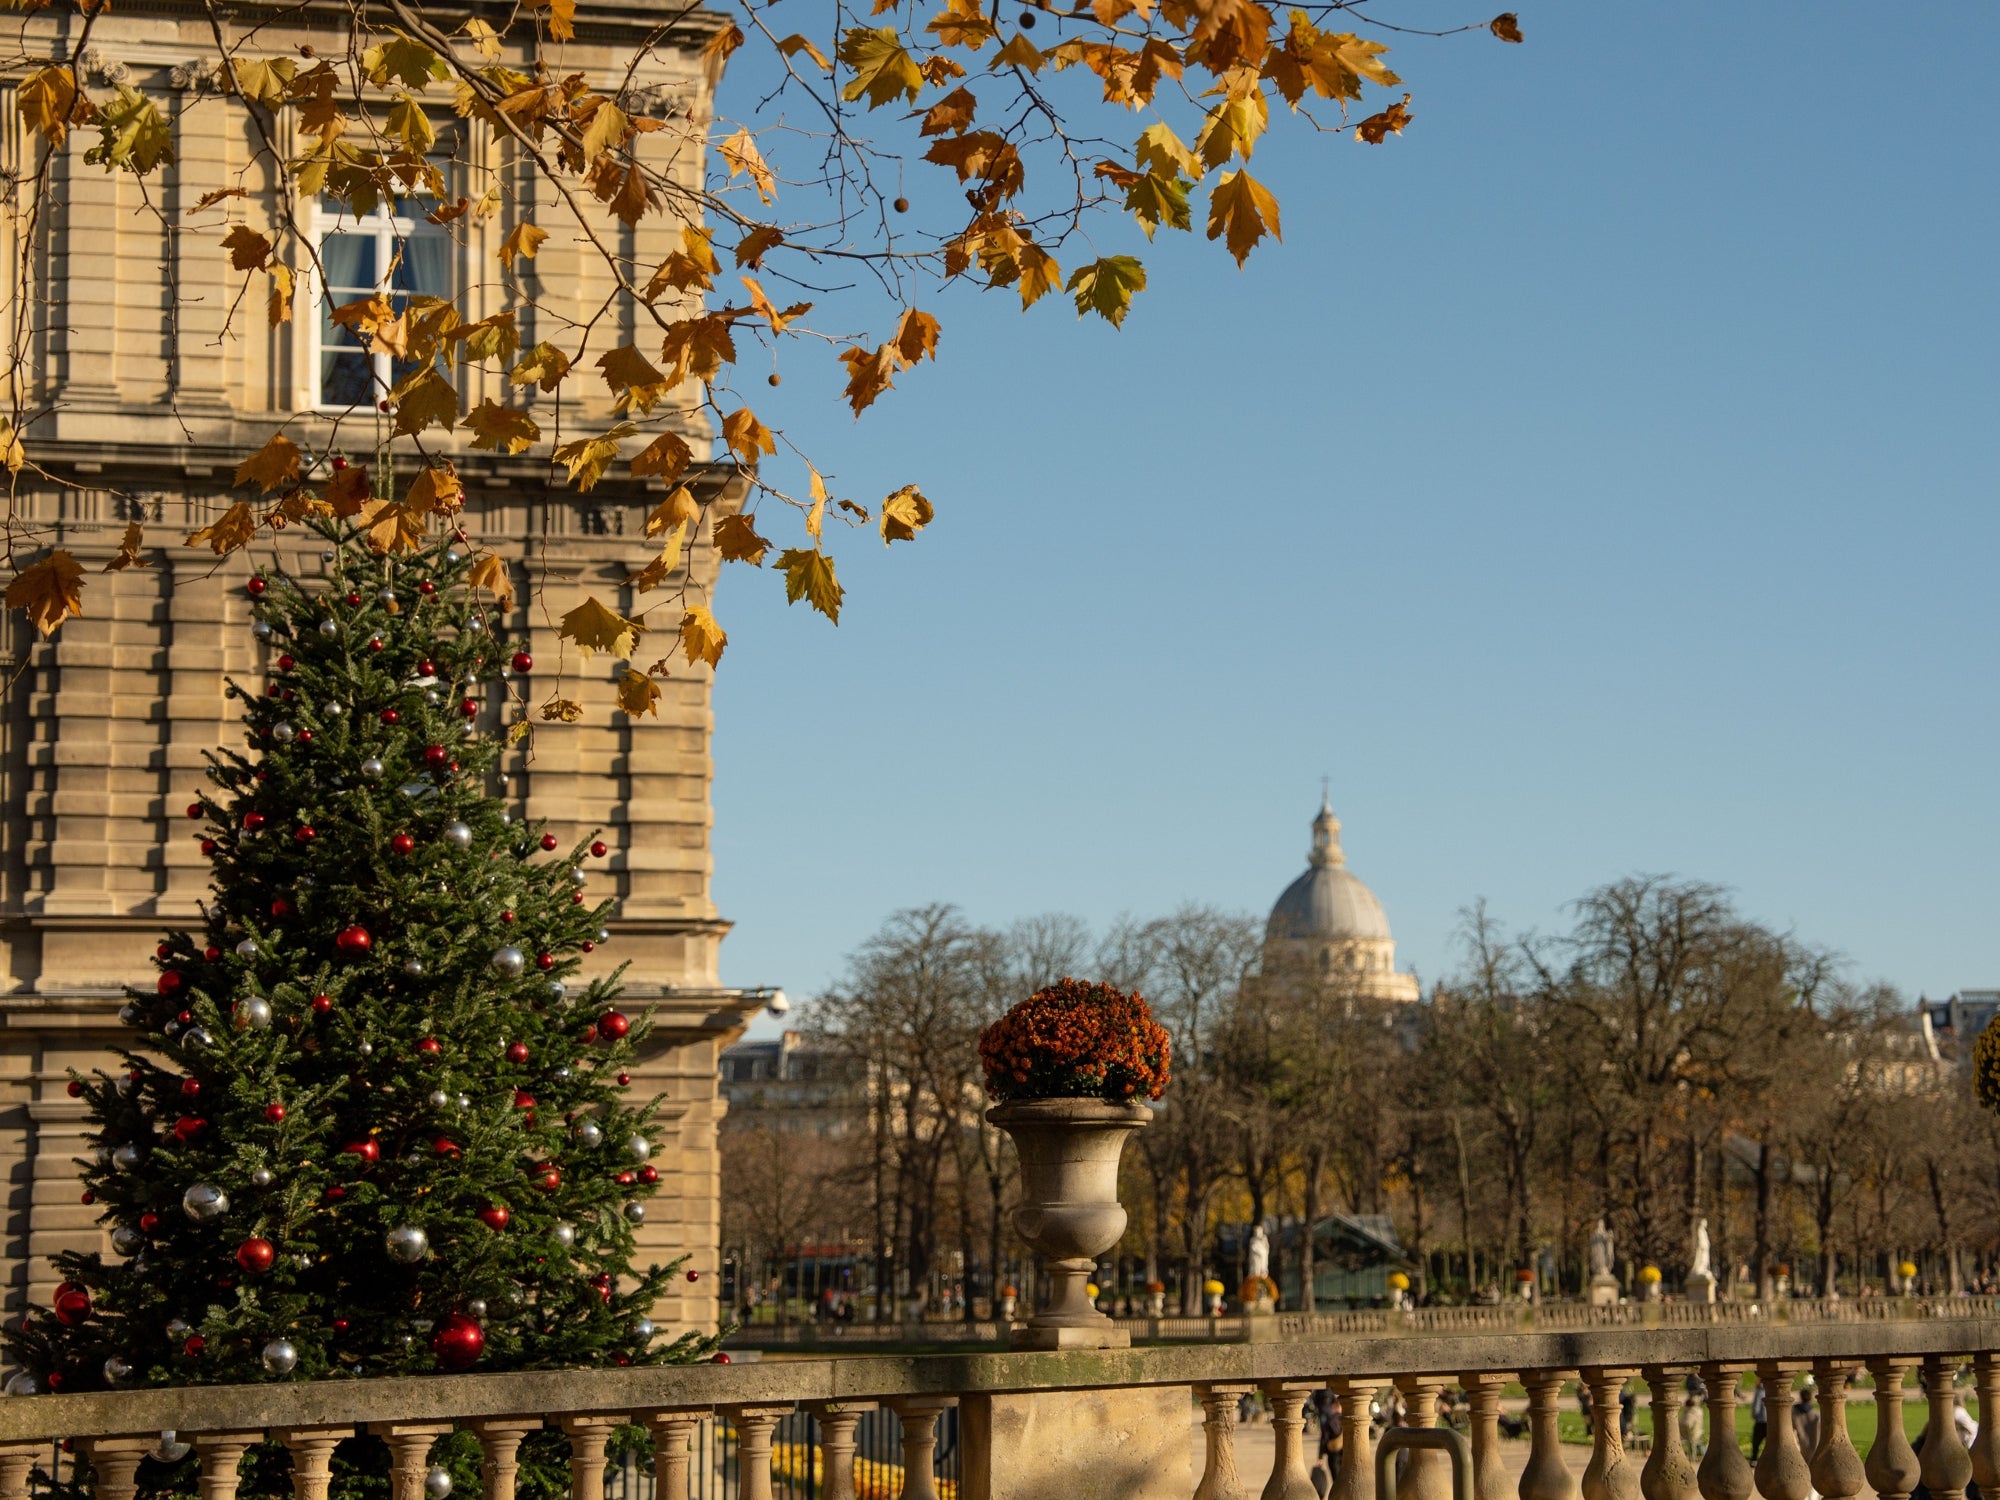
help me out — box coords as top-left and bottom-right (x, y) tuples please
(978, 979), (1170, 1103)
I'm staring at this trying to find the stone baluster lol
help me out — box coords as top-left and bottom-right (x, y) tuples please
(1808, 1363), (1863, 1500)
(1327, 1378), (1384, 1500)
(721, 1405), (792, 1500)
(560, 1414), (626, 1500)
(1521, 1371), (1580, 1500)
(1863, 1358), (1921, 1500)
(1640, 1368), (1697, 1500)
(1920, 1357), (1973, 1500)
(1696, 1365), (1753, 1500)
(277, 1429), (356, 1500)
(1581, 1367), (1641, 1500)
(807, 1402), (869, 1500)
(1261, 1382), (1321, 1500)
(371, 1425), (455, 1500)
(0, 1444), (39, 1500)
(641, 1410), (707, 1500)
(81, 1439), (157, 1500)
(1195, 1384), (1254, 1500)
(1971, 1353), (2000, 1500)
(1461, 1372), (1515, 1500)
(888, 1397), (955, 1500)
(468, 1420), (542, 1500)
(1752, 1364), (1809, 1500)
(195, 1432), (263, 1500)
(1394, 1374), (1451, 1500)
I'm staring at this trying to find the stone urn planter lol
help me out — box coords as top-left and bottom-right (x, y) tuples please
(988, 1097), (1151, 1350)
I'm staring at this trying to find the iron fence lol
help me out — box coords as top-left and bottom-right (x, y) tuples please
(605, 1406), (961, 1500)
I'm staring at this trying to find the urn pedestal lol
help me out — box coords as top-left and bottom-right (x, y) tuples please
(988, 1098), (1151, 1351)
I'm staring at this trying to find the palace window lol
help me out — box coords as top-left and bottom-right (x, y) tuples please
(309, 197), (453, 409)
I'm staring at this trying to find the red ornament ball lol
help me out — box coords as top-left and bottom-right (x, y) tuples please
(332, 1317), (350, 1333)
(294, 826), (316, 843)
(536, 1168), (561, 1193)
(431, 1310), (485, 1371)
(243, 811), (267, 831)
(513, 1090), (536, 1110)
(335, 925), (372, 955)
(540, 834), (559, 851)
(417, 659), (436, 677)
(713, 1353), (731, 1364)
(590, 841), (608, 858)
(311, 992), (333, 1014)
(298, 730), (312, 744)
(325, 1186), (346, 1201)
(53, 1288), (91, 1326)
(181, 1078), (201, 1098)
(344, 1138), (381, 1164)
(155, 942), (172, 960)
(535, 953), (554, 971)
(615, 1171), (635, 1187)
(638, 1165), (658, 1185)
(200, 839), (218, 855)
(424, 745), (448, 767)
(265, 1101), (287, 1123)
(579, 1024), (598, 1044)
(501, 911), (515, 924)
(513, 652), (533, 673)
(276, 655), (295, 672)
(460, 698), (478, 718)
(47, 1372), (65, 1390)
(65, 1079), (83, 1098)
(479, 1205), (510, 1231)
(419, 580), (437, 597)
(184, 1335), (206, 1357)
(581, 940), (595, 953)
(368, 635), (383, 651)
(616, 1072), (630, 1086)
(186, 803), (204, 821)
(686, 1269), (700, 1283)
(599, 1011), (630, 1040)
(79, 1191), (93, 1205)
(506, 1042), (529, 1064)
(203, 947), (221, 963)
(156, 972), (183, 997)
(381, 709), (400, 725)
(174, 1116), (207, 1143)
(433, 1136), (459, 1156)
(418, 1037), (441, 1056)
(247, 577), (267, 596)
(391, 833), (416, 856)
(138, 1212), (160, 1234)
(331, 457), (347, 470)
(271, 898), (292, 919)
(571, 892), (585, 906)
(235, 1238), (276, 1274)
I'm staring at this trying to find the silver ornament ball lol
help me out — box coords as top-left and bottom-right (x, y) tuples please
(360, 757), (385, 780)
(547, 980), (567, 1001)
(357, 1040), (373, 1057)
(184, 1025), (214, 1049)
(468, 618), (486, 633)
(456, 1094), (471, 1109)
(490, 945), (526, 978)
(552, 1065), (571, 1082)
(623, 1201), (646, 1224)
(252, 620), (274, 640)
(165, 1319), (190, 1340)
(445, 549), (463, 565)
(466, 1299), (487, 1320)
(153, 1433), (191, 1463)
(271, 723), (295, 744)
(261, 1339), (298, 1374)
(571, 866), (589, 886)
(385, 1224), (429, 1263)
(444, 821), (473, 849)
(633, 1317), (655, 1341)
(552, 1221), (576, 1249)
(102, 1357), (132, 1384)
(234, 996), (273, 1030)
(575, 1121), (603, 1149)
(317, 619), (338, 639)
(251, 1167), (276, 1188)
(425, 690), (442, 706)
(111, 1144), (143, 1173)
(321, 549), (336, 563)
(235, 938), (260, 958)
(378, 587), (398, 605)
(403, 959), (425, 977)
(326, 701), (346, 718)
(627, 1135), (652, 1163)
(2, 1374), (36, 1396)
(111, 1226), (144, 1255)
(425, 1467), (453, 1500)
(427, 1090), (450, 1110)
(595, 928), (610, 944)
(182, 1182), (229, 1222)
(118, 1003), (141, 1025)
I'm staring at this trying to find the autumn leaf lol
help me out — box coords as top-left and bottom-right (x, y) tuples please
(1355, 94), (1412, 144)
(645, 485), (700, 538)
(357, 499), (427, 555)
(268, 265), (295, 326)
(460, 402), (540, 456)
(388, 92), (435, 153)
(0, 421), (21, 475)
(701, 22), (744, 87)
(742, 277), (810, 334)
(839, 28), (924, 109)
(839, 343), (899, 416)
(721, 408), (777, 463)
(678, 605), (727, 669)
(720, 128), (777, 203)
(630, 431), (693, 482)
(390, 368), (458, 436)
(103, 521), (149, 572)
(361, 34), (447, 89)
(451, 310), (521, 364)
(715, 513), (772, 566)
(1195, 91), (1268, 168)
(230, 58), (298, 110)
(405, 463), (463, 516)
(1016, 244), (1061, 309)
(463, 18), (504, 58)
(928, 0), (997, 50)
(560, 595), (645, 659)
(325, 464), (372, 516)
(1490, 12), (1523, 42)
(879, 484), (935, 544)
(579, 99), (630, 163)
(1121, 168), (1192, 238)
(775, 33), (833, 70)
(659, 314), (739, 387)
(223, 225), (273, 271)
(499, 220), (550, 267)
(6, 550), (84, 636)
(806, 465), (829, 540)
(646, 225), (720, 300)
(541, 696), (585, 723)
(86, 86), (172, 174)
(991, 32), (1045, 73)
(1067, 255), (1147, 326)
(187, 188), (249, 216)
(510, 341), (572, 392)
(1206, 167), (1281, 265)
(598, 345), (671, 414)
(469, 553), (517, 612)
(234, 434), (302, 492)
(734, 226), (784, 269)
(921, 87), (978, 136)
(777, 548), (843, 623)
(186, 502), (257, 556)
(894, 309), (941, 364)
(1135, 121), (1201, 180)
(538, 0), (577, 41)
(18, 67), (81, 150)
(626, 535), (685, 593)
(553, 425), (636, 492)
(590, 158), (655, 226)
(616, 668), (663, 717)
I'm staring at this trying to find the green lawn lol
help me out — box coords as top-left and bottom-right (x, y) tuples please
(1545, 1376), (1956, 1447)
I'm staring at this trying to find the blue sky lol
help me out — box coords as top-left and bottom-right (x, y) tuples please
(704, 2), (1999, 1022)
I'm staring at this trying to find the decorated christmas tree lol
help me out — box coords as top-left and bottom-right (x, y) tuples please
(8, 512), (716, 1390)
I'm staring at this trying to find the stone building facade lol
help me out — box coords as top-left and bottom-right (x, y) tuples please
(1259, 798), (1420, 1003)
(0, 0), (760, 1334)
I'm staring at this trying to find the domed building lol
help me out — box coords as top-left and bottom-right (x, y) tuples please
(1260, 798), (1420, 1003)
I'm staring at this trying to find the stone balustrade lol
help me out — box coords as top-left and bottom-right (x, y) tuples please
(0, 1318), (1994, 1500)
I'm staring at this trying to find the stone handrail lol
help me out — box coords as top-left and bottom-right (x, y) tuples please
(0, 1317), (1995, 1500)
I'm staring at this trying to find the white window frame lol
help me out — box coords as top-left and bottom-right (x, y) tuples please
(304, 194), (452, 413)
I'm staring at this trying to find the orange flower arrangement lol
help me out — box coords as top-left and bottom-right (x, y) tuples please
(979, 979), (1171, 1103)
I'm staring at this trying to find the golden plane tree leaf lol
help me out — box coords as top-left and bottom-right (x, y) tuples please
(390, 368), (458, 436)
(921, 87), (978, 136)
(234, 433), (302, 492)
(223, 225), (273, 271)
(777, 548), (843, 623)
(742, 277), (811, 334)
(357, 499), (428, 555)
(631, 431), (693, 482)
(451, 310), (521, 364)
(553, 424), (636, 492)
(404, 463), (464, 516)
(462, 401), (541, 455)
(715, 513), (772, 565)
(560, 595), (644, 658)
(734, 226), (784, 269)
(838, 28), (924, 109)
(616, 668), (663, 717)
(598, 345), (671, 414)
(839, 343), (899, 415)
(103, 521), (150, 572)
(894, 308), (941, 364)
(499, 220), (550, 267)
(541, 696), (585, 723)
(187, 501), (258, 556)
(468, 553), (517, 612)
(660, 314), (739, 387)
(1206, 167), (1280, 265)
(678, 605), (727, 668)
(645, 485), (701, 538)
(510, 341), (572, 392)
(646, 226), (720, 300)
(18, 68), (81, 149)
(1356, 94), (1412, 144)
(721, 408), (777, 463)
(1066, 255), (1147, 326)
(6, 550), (84, 636)
(626, 534), (684, 593)
(268, 265), (295, 325)
(1490, 12), (1523, 42)
(879, 484), (935, 543)
(325, 463), (372, 516)
(775, 33), (833, 70)
(719, 128), (777, 203)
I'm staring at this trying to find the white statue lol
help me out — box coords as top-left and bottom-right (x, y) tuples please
(1246, 1223), (1270, 1281)
(1589, 1219), (1615, 1279)
(1691, 1218), (1712, 1279)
